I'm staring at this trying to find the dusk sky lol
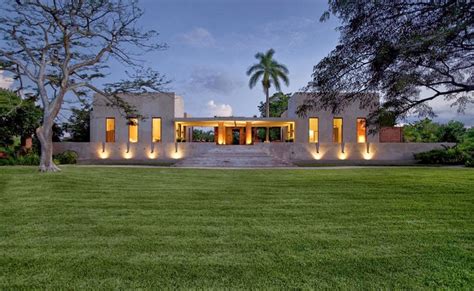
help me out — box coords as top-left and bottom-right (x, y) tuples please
(0, 0), (472, 125)
(133, 0), (340, 118)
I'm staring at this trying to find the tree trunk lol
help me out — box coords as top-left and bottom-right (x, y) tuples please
(36, 123), (60, 172)
(265, 87), (270, 143)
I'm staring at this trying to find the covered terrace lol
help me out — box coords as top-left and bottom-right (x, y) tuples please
(174, 117), (295, 144)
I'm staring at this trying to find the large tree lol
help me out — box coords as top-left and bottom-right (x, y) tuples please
(247, 49), (289, 142)
(299, 1), (473, 122)
(0, 0), (167, 172)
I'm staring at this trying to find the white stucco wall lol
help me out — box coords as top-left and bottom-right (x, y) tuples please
(90, 92), (180, 144)
(287, 93), (379, 143)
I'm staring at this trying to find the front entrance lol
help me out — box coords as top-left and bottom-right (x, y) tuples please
(225, 127), (246, 145)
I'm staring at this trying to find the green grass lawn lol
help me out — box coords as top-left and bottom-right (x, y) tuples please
(0, 166), (473, 289)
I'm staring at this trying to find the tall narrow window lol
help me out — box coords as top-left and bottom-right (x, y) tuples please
(357, 118), (367, 143)
(333, 118), (343, 143)
(152, 118), (161, 142)
(309, 118), (319, 143)
(128, 118), (138, 143)
(105, 118), (115, 143)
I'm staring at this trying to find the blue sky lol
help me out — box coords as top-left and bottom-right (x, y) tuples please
(127, 0), (340, 117)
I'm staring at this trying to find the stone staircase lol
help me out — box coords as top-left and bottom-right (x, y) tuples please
(174, 145), (294, 168)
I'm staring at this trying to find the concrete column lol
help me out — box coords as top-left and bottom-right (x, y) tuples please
(245, 122), (252, 145)
(218, 122), (225, 145)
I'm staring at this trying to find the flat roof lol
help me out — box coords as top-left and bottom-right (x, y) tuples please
(174, 117), (295, 127)
(175, 117), (295, 122)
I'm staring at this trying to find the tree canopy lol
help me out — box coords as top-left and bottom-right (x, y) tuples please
(299, 1), (473, 122)
(0, 0), (167, 171)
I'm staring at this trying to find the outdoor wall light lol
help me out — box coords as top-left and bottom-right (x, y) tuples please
(126, 142), (130, 153)
(150, 142), (155, 154)
(315, 142), (320, 154)
(175, 141), (179, 153)
(366, 142), (370, 154)
(101, 142), (106, 153)
(341, 142), (345, 154)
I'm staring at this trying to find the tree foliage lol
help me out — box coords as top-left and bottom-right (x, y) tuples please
(0, 88), (41, 147)
(404, 118), (466, 143)
(0, 0), (168, 171)
(300, 1), (474, 122)
(192, 129), (214, 142)
(257, 92), (290, 118)
(62, 104), (90, 142)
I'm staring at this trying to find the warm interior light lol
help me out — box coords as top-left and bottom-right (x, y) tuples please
(128, 118), (138, 143)
(152, 118), (161, 142)
(333, 118), (343, 143)
(309, 118), (318, 143)
(357, 118), (367, 143)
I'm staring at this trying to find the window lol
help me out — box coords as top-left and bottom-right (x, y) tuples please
(357, 118), (367, 143)
(105, 118), (115, 143)
(309, 118), (319, 143)
(152, 118), (161, 142)
(128, 118), (138, 143)
(333, 118), (343, 143)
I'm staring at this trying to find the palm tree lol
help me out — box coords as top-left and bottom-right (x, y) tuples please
(247, 49), (289, 142)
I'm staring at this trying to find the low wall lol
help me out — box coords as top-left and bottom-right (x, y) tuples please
(262, 142), (454, 163)
(53, 142), (216, 163)
(54, 142), (455, 164)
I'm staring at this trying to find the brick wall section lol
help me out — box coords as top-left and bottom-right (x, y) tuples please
(379, 127), (404, 143)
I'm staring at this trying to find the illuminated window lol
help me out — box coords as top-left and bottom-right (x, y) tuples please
(105, 118), (115, 143)
(333, 118), (343, 143)
(128, 118), (138, 143)
(309, 118), (319, 143)
(357, 118), (367, 143)
(152, 118), (161, 142)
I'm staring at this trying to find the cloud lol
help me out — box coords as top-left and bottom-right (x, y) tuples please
(187, 69), (243, 94)
(178, 27), (216, 48)
(0, 70), (14, 89)
(427, 97), (474, 126)
(206, 100), (232, 117)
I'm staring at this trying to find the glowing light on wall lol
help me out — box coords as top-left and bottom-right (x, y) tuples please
(98, 142), (109, 159)
(312, 152), (323, 160)
(338, 152), (347, 160)
(99, 150), (109, 159)
(148, 151), (157, 159)
(171, 151), (182, 159)
(363, 152), (373, 160)
(363, 142), (373, 160)
(123, 151), (133, 159)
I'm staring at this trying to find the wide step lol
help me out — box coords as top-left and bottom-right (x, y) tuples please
(174, 145), (293, 168)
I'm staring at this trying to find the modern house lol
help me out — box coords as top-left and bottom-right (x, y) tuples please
(54, 92), (451, 166)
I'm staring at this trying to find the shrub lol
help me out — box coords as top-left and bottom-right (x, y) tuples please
(414, 146), (466, 165)
(0, 153), (40, 166)
(15, 153), (40, 165)
(54, 150), (78, 164)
